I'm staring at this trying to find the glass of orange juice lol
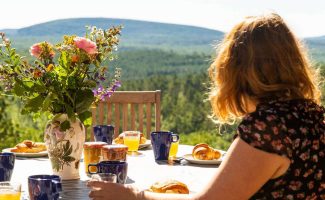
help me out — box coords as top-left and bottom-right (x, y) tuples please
(123, 131), (140, 155)
(0, 182), (21, 200)
(169, 140), (179, 158)
(83, 142), (107, 174)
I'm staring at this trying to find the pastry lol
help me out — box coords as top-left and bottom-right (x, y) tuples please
(214, 149), (222, 159)
(10, 140), (47, 153)
(149, 180), (189, 194)
(192, 143), (221, 160)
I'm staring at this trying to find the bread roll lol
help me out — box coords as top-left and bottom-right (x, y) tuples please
(150, 180), (189, 194)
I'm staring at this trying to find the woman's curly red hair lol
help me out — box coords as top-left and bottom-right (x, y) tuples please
(209, 13), (321, 123)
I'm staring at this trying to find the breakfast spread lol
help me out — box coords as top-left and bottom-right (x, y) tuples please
(10, 140), (47, 153)
(192, 143), (221, 160)
(149, 180), (189, 194)
(114, 132), (147, 144)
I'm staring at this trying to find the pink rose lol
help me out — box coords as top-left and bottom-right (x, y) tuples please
(30, 43), (42, 58)
(73, 37), (97, 55)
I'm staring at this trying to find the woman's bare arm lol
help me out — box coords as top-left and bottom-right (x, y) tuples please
(87, 138), (289, 200)
(197, 137), (290, 200)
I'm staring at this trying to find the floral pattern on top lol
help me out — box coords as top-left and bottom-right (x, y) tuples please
(237, 99), (325, 200)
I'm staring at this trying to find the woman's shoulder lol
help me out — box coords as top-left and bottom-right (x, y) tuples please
(254, 98), (324, 116)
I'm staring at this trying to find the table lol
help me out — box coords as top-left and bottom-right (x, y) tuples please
(11, 145), (220, 200)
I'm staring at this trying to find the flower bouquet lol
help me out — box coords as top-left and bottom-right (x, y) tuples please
(0, 26), (122, 179)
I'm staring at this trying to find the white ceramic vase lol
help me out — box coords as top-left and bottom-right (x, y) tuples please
(44, 114), (85, 180)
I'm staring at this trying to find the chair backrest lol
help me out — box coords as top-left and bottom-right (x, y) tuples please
(91, 90), (161, 140)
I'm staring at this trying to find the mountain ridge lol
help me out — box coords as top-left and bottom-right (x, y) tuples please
(1, 18), (324, 61)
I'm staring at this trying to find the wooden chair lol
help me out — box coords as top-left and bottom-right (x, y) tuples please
(91, 90), (161, 140)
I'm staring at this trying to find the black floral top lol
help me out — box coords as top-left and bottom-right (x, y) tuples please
(237, 99), (325, 200)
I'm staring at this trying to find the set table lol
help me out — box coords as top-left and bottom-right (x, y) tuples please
(11, 145), (220, 200)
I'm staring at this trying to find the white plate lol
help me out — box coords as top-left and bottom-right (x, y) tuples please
(138, 140), (151, 149)
(2, 148), (48, 158)
(182, 153), (223, 165)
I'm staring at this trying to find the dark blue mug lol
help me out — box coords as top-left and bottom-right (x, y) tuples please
(88, 161), (128, 184)
(28, 175), (62, 200)
(0, 152), (15, 181)
(151, 131), (179, 161)
(93, 125), (114, 144)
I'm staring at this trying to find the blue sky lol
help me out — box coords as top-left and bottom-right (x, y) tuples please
(1, 0), (325, 37)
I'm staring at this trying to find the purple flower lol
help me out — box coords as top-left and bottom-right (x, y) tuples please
(93, 80), (122, 101)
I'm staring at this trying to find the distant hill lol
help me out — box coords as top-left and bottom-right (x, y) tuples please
(2, 18), (224, 54)
(305, 36), (325, 62)
(1, 18), (324, 61)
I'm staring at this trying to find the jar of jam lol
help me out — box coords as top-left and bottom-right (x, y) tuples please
(83, 142), (107, 174)
(101, 144), (128, 161)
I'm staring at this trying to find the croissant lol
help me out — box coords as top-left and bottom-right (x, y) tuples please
(214, 149), (222, 159)
(150, 180), (189, 194)
(192, 143), (219, 160)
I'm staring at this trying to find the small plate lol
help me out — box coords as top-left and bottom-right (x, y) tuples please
(139, 140), (151, 149)
(182, 154), (223, 165)
(2, 148), (48, 158)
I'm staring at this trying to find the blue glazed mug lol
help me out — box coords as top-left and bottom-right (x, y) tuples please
(151, 131), (179, 161)
(88, 161), (128, 184)
(28, 175), (62, 200)
(0, 152), (15, 181)
(93, 125), (114, 144)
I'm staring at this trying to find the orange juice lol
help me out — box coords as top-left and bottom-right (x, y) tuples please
(124, 137), (140, 151)
(0, 192), (21, 200)
(169, 141), (179, 157)
(83, 142), (107, 173)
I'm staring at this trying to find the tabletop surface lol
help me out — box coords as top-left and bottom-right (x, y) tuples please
(11, 145), (221, 200)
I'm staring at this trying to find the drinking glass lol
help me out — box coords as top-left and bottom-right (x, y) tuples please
(88, 161), (128, 184)
(123, 131), (140, 155)
(169, 140), (179, 158)
(0, 182), (21, 200)
(83, 142), (107, 174)
(90, 173), (117, 183)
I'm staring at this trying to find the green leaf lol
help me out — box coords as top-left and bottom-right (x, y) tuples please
(78, 111), (92, 126)
(24, 95), (44, 112)
(60, 120), (70, 131)
(9, 48), (16, 57)
(82, 80), (97, 88)
(24, 81), (34, 89)
(75, 89), (95, 114)
(32, 83), (47, 93)
(13, 83), (25, 96)
(42, 93), (53, 111)
(65, 105), (75, 120)
(67, 76), (76, 89)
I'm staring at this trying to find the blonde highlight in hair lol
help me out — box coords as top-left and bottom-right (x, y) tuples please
(209, 13), (321, 123)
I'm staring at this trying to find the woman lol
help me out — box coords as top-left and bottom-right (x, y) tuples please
(88, 13), (325, 200)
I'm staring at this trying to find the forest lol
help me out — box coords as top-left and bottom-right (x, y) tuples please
(0, 48), (324, 151)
